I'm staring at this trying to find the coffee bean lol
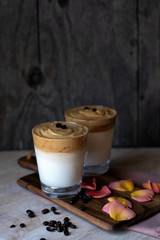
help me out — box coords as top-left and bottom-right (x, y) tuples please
(64, 228), (69, 236)
(64, 217), (69, 222)
(51, 206), (60, 214)
(69, 223), (76, 229)
(26, 209), (35, 218)
(84, 106), (89, 110)
(54, 211), (60, 215)
(40, 238), (46, 240)
(41, 208), (50, 214)
(69, 195), (79, 204)
(49, 220), (56, 227)
(10, 224), (16, 228)
(56, 123), (62, 128)
(28, 212), (35, 218)
(26, 209), (32, 214)
(57, 225), (63, 232)
(20, 223), (26, 228)
(69, 199), (75, 204)
(43, 221), (49, 226)
(80, 205), (86, 211)
(63, 222), (70, 228)
(85, 194), (92, 200)
(81, 197), (88, 203)
(92, 108), (97, 111)
(62, 124), (67, 129)
(62, 223), (68, 229)
(56, 221), (61, 226)
(78, 191), (85, 199)
(46, 226), (56, 232)
(51, 206), (56, 212)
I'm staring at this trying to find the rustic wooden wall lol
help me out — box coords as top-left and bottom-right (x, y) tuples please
(0, 0), (159, 150)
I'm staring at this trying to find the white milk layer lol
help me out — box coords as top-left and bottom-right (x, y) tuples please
(35, 148), (85, 188)
(85, 128), (114, 166)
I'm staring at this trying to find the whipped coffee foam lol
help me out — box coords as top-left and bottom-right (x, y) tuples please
(65, 105), (116, 132)
(34, 121), (87, 139)
(32, 121), (88, 153)
(67, 106), (112, 120)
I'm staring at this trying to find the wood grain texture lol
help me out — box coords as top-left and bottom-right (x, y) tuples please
(39, 0), (138, 147)
(0, 0), (39, 150)
(138, 0), (160, 146)
(17, 171), (160, 231)
(0, 0), (160, 149)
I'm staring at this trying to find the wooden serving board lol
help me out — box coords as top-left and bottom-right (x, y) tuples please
(18, 152), (38, 172)
(17, 164), (160, 231)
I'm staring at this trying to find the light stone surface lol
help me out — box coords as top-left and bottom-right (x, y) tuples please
(0, 149), (160, 240)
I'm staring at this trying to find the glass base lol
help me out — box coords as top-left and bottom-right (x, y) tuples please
(83, 160), (110, 176)
(41, 182), (81, 199)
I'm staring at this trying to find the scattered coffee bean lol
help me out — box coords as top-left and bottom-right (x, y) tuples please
(62, 124), (67, 129)
(57, 226), (63, 232)
(64, 217), (69, 222)
(84, 106), (89, 110)
(81, 197), (88, 203)
(56, 123), (62, 128)
(49, 220), (56, 227)
(54, 211), (60, 215)
(41, 208), (50, 214)
(63, 221), (71, 227)
(85, 194), (92, 200)
(64, 228), (69, 236)
(69, 195), (79, 204)
(56, 221), (61, 226)
(80, 205), (86, 211)
(46, 226), (56, 232)
(43, 221), (49, 226)
(28, 212), (35, 218)
(26, 209), (33, 214)
(92, 108), (97, 111)
(69, 199), (75, 204)
(10, 224), (16, 228)
(78, 190), (85, 199)
(40, 238), (46, 240)
(69, 223), (76, 229)
(51, 206), (60, 214)
(26, 209), (35, 218)
(51, 206), (56, 212)
(20, 223), (26, 228)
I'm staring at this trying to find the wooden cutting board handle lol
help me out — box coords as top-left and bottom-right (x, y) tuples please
(18, 151), (38, 171)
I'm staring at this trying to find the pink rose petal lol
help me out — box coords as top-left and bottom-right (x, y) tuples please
(142, 180), (160, 193)
(108, 197), (132, 208)
(81, 177), (96, 190)
(85, 185), (111, 198)
(102, 201), (136, 221)
(131, 189), (154, 202)
(108, 179), (134, 192)
(102, 202), (112, 214)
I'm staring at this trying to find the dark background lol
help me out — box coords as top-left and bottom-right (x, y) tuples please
(0, 0), (160, 150)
